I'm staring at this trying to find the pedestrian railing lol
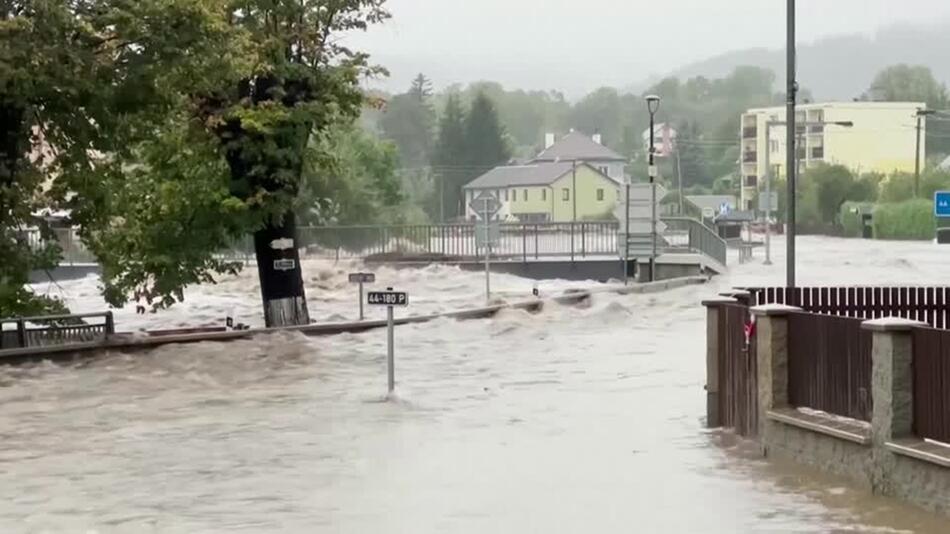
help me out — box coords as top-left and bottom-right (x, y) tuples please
(295, 222), (620, 262)
(0, 312), (115, 350)
(22, 227), (97, 265)
(662, 217), (728, 267)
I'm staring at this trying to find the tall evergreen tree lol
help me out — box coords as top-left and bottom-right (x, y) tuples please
(380, 75), (435, 168)
(409, 73), (433, 101)
(464, 92), (511, 172)
(431, 93), (468, 218)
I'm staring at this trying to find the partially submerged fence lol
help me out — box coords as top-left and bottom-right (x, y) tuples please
(708, 286), (950, 438)
(717, 303), (758, 436)
(911, 327), (950, 444)
(747, 286), (950, 328)
(786, 312), (873, 421)
(0, 312), (114, 350)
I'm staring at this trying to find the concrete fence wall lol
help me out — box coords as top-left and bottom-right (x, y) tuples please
(705, 301), (950, 517)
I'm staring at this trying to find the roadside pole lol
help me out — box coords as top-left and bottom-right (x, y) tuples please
(367, 287), (408, 394)
(764, 125), (773, 265)
(483, 203), (491, 300)
(624, 182), (630, 285)
(387, 304), (394, 392)
(349, 272), (376, 320)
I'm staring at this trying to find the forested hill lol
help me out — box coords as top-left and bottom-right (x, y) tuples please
(652, 21), (950, 101)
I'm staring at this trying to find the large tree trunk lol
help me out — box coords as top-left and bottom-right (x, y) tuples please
(253, 212), (310, 328)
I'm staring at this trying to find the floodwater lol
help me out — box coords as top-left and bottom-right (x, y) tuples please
(5, 236), (950, 532)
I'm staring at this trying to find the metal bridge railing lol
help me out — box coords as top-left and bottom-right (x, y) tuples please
(295, 222), (620, 262)
(661, 217), (728, 267)
(0, 312), (115, 350)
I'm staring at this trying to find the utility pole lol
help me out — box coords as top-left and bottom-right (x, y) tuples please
(646, 95), (661, 283)
(764, 121), (774, 266)
(786, 0), (797, 290)
(676, 149), (684, 215)
(915, 109), (935, 198)
(571, 160), (577, 258)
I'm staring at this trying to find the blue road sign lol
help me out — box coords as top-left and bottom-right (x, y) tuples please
(936, 191), (950, 217)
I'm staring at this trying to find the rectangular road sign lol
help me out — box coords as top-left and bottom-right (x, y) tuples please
(368, 291), (408, 307)
(936, 191), (950, 217)
(758, 192), (778, 212)
(476, 224), (500, 247)
(349, 272), (376, 284)
(273, 259), (296, 271)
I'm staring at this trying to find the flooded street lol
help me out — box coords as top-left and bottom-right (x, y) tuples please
(4, 236), (950, 532)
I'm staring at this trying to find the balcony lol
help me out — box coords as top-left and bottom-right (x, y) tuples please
(808, 125), (824, 134)
(743, 151), (757, 163)
(811, 147), (825, 159)
(745, 175), (758, 187)
(743, 127), (758, 139)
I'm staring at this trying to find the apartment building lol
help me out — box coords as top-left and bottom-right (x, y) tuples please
(739, 102), (926, 211)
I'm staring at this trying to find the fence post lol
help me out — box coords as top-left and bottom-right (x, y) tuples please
(522, 224), (527, 263)
(751, 304), (800, 439)
(104, 311), (115, 337)
(702, 297), (736, 428)
(534, 224), (539, 259)
(16, 319), (26, 348)
(862, 317), (924, 491)
(581, 222), (586, 257)
(570, 222), (575, 263)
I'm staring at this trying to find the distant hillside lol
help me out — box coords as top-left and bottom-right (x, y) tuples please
(661, 21), (950, 100)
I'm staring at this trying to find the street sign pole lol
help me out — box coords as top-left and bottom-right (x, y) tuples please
(624, 182), (630, 285)
(484, 203), (491, 300)
(367, 287), (408, 394)
(387, 303), (394, 393)
(349, 272), (376, 321)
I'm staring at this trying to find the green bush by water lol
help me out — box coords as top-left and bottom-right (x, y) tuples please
(873, 199), (935, 240)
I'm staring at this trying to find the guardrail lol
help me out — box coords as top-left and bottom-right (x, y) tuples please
(0, 312), (115, 349)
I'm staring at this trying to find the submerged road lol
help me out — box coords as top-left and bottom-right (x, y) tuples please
(5, 235), (950, 532)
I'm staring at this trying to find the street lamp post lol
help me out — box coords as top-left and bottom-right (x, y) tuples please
(646, 94), (661, 283)
(786, 0), (797, 290)
(915, 109), (936, 198)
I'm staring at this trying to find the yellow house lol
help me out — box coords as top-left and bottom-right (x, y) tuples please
(463, 162), (620, 222)
(739, 101), (926, 210)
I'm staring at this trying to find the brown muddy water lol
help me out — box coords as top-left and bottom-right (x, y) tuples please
(5, 235), (950, 532)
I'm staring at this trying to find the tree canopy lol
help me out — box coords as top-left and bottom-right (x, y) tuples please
(2, 0), (393, 318)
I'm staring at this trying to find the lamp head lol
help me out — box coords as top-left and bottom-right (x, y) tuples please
(645, 94), (661, 115)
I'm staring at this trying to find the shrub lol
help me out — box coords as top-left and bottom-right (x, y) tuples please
(873, 199), (935, 240)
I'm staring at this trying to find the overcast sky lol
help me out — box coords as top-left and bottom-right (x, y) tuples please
(347, 0), (950, 97)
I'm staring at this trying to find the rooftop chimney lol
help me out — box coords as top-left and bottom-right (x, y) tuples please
(544, 133), (556, 149)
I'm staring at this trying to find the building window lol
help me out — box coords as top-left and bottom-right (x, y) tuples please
(598, 166), (609, 175)
(562, 188), (570, 201)
(523, 189), (528, 201)
(542, 189), (547, 201)
(596, 188), (605, 201)
(745, 175), (758, 187)
(504, 189), (509, 201)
